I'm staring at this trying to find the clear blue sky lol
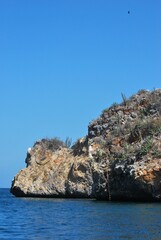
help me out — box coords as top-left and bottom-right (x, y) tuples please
(0, 0), (160, 187)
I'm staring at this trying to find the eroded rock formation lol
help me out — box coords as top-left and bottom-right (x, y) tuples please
(11, 89), (161, 201)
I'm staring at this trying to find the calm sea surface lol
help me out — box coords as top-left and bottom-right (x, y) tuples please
(1, 189), (161, 239)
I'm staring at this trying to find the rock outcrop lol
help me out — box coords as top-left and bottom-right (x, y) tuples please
(11, 138), (93, 198)
(11, 89), (161, 201)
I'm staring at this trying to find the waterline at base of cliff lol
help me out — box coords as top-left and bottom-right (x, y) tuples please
(11, 89), (161, 201)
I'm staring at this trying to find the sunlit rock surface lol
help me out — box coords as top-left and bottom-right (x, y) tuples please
(11, 89), (161, 201)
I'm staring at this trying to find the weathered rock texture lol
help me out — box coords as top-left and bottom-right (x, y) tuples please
(11, 89), (161, 201)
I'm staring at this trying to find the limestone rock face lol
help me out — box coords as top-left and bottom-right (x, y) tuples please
(11, 89), (161, 201)
(11, 140), (93, 197)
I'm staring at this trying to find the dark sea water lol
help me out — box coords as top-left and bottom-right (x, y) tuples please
(1, 189), (161, 240)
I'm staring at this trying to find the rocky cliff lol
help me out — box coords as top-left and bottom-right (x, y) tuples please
(11, 89), (161, 201)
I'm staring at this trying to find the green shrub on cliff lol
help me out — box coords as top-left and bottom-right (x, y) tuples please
(34, 138), (65, 152)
